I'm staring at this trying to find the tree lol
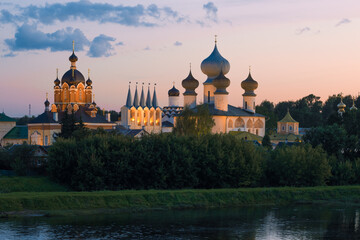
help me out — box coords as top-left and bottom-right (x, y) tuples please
(173, 104), (215, 136)
(10, 143), (35, 176)
(256, 100), (277, 132)
(262, 134), (272, 149)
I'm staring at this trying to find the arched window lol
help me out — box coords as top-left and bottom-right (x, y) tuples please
(254, 119), (264, 128)
(282, 126), (285, 131)
(289, 125), (293, 131)
(137, 110), (141, 126)
(235, 117), (245, 128)
(150, 109), (154, 126)
(246, 119), (253, 128)
(130, 109), (136, 123)
(228, 119), (233, 128)
(79, 89), (82, 101)
(144, 110), (148, 126)
(44, 136), (48, 146)
(245, 102), (248, 109)
(156, 109), (161, 126)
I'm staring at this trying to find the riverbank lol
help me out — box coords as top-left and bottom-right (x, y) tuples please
(1, 186), (360, 217)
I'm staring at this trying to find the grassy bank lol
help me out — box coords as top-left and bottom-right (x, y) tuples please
(1, 186), (360, 213)
(0, 177), (67, 193)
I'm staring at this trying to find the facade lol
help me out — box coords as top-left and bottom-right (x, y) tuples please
(120, 83), (162, 133)
(179, 39), (266, 136)
(28, 44), (115, 146)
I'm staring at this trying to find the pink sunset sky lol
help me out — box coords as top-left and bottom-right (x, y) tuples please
(0, 0), (359, 117)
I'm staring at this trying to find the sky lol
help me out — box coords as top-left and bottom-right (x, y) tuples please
(0, 0), (359, 117)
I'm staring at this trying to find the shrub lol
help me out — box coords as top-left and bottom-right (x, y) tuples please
(266, 144), (331, 187)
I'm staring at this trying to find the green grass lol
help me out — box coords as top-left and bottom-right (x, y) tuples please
(1, 186), (360, 212)
(0, 176), (67, 193)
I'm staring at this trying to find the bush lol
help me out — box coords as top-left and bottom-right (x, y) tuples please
(48, 134), (266, 191)
(266, 144), (331, 187)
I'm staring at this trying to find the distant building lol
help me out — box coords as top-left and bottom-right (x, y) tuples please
(120, 83), (163, 133)
(0, 113), (16, 143)
(178, 39), (266, 136)
(28, 43), (115, 146)
(270, 110), (301, 145)
(1, 125), (28, 146)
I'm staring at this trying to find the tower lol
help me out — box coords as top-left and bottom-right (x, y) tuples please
(200, 37), (230, 104)
(168, 82), (180, 107)
(213, 69), (230, 111)
(241, 68), (258, 113)
(181, 68), (199, 108)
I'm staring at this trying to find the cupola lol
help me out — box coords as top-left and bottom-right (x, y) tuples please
(182, 70), (199, 95)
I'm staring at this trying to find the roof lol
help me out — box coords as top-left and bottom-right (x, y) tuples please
(270, 133), (301, 141)
(229, 131), (263, 142)
(162, 121), (174, 128)
(113, 125), (148, 137)
(8, 144), (48, 155)
(29, 106), (114, 125)
(0, 113), (16, 122)
(3, 126), (28, 139)
(278, 110), (298, 123)
(191, 104), (265, 117)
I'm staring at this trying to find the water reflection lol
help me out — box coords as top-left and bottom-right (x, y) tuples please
(0, 205), (360, 239)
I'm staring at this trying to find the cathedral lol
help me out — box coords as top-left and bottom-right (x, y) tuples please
(177, 39), (266, 136)
(28, 43), (115, 146)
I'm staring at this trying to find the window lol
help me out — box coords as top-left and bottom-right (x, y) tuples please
(208, 91), (210, 103)
(289, 126), (293, 131)
(245, 102), (248, 109)
(44, 136), (48, 146)
(256, 129), (259, 135)
(253, 102), (255, 109)
(282, 126), (285, 131)
(79, 89), (82, 101)
(228, 119), (233, 128)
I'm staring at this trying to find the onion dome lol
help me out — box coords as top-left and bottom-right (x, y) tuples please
(213, 70), (230, 94)
(54, 68), (60, 86)
(168, 84), (180, 97)
(69, 52), (78, 62)
(201, 41), (230, 84)
(337, 97), (346, 113)
(54, 77), (60, 86)
(44, 98), (50, 108)
(241, 70), (258, 96)
(182, 70), (199, 95)
(61, 69), (85, 86)
(86, 69), (92, 86)
(350, 98), (357, 111)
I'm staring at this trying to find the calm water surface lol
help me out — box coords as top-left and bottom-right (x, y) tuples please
(1, 204), (359, 239)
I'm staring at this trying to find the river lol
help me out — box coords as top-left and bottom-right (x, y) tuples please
(0, 204), (359, 239)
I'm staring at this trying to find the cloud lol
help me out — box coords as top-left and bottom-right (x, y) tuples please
(116, 42), (124, 46)
(1, 1), (183, 27)
(296, 27), (311, 35)
(143, 46), (150, 51)
(174, 41), (182, 46)
(335, 18), (351, 27)
(87, 34), (116, 58)
(3, 52), (16, 58)
(5, 24), (90, 52)
(203, 2), (218, 22)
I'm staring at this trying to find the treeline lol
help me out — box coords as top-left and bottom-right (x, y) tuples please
(256, 93), (358, 130)
(45, 133), (360, 191)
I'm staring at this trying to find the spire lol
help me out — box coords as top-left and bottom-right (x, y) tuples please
(215, 34), (217, 45)
(140, 83), (145, 108)
(72, 40), (75, 52)
(133, 82), (139, 108)
(146, 83), (152, 108)
(152, 84), (159, 108)
(126, 82), (132, 107)
(54, 68), (60, 86)
(351, 97), (358, 111)
(69, 40), (78, 68)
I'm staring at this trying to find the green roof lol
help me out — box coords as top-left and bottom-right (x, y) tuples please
(270, 133), (301, 141)
(278, 110), (298, 123)
(3, 126), (28, 139)
(229, 131), (263, 142)
(0, 113), (16, 122)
